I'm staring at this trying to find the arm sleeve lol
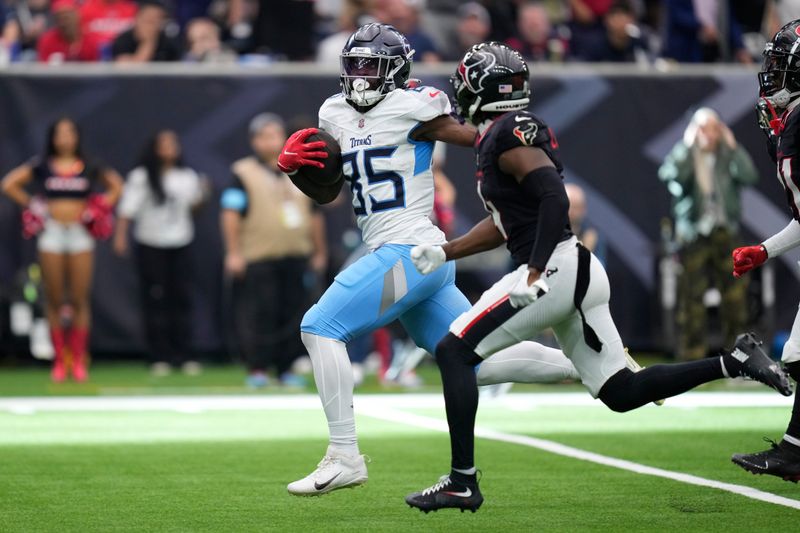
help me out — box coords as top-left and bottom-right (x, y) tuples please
(763, 219), (800, 257)
(220, 175), (249, 216)
(520, 166), (571, 271)
(116, 168), (148, 219)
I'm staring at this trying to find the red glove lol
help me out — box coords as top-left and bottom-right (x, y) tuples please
(21, 196), (47, 239)
(732, 245), (768, 278)
(277, 128), (327, 174)
(82, 194), (114, 240)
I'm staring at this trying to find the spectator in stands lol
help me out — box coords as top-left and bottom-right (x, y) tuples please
(80, 0), (137, 51)
(1, 3), (21, 63)
(221, 113), (327, 388)
(658, 108), (758, 359)
(230, 0), (314, 60)
(767, 0), (800, 36)
(573, 0), (648, 62)
(565, 183), (605, 263)
(112, 0), (181, 62)
(506, 1), (570, 62)
(172, 0), (214, 29)
(482, 0), (518, 43)
(449, 2), (492, 60)
(6, 0), (51, 60)
(1, 117), (123, 382)
(568, 0), (613, 53)
(184, 17), (236, 63)
(37, 0), (102, 63)
(381, 0), (440, 62)
(421, 0), (463, 60)
(663, 0), (752, 63)
(113, 129), (206, 376)
(316, 7), (359, 64)
(570, 0), (614, 26)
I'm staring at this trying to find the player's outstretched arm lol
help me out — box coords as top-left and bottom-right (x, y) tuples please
(442, 216), (505, 260)
(411, 115), (477, 147)
(410, 217), (504, 275)
(733, 219), (800, 277)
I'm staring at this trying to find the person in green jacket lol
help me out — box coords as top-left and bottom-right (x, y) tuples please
(659, 107), (759, 360)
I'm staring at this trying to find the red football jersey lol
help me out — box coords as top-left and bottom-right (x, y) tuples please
(80, 0), (138, 46)
(37, 28), (102, 62)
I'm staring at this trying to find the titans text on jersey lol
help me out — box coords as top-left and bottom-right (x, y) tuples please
(318, 86), (451, 250)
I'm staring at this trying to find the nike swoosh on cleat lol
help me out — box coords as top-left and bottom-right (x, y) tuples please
(443, 488), (472, 497)
(314, 472), (341, 491)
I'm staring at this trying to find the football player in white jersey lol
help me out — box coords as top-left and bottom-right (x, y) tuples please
(276, 23), (580, 496)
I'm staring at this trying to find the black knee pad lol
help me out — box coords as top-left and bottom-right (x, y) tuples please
(435, 334), (482, 368)
(786, 361), (800, 383)
(597, 368), (639, 413)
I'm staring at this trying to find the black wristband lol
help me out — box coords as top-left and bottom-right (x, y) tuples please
(517, 166), (570, 271)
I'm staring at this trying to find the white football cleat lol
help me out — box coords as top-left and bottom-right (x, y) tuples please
(287, 449), (369, 496)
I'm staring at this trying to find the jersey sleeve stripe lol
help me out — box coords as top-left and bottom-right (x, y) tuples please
(407, 124), (435, 176)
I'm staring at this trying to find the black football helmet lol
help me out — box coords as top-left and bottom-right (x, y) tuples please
(450, 42), (530, 125)
(340, 23), (414, 109)
(760, 19), (800, 110)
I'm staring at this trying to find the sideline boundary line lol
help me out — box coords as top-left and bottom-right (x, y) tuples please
(0, 392), (792, 413)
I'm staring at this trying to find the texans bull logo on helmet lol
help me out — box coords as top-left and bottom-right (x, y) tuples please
(457, 48), (496, 94)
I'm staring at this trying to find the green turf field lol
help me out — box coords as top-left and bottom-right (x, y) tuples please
(1, 388), (798, 532)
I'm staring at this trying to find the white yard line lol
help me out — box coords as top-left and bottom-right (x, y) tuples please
(1, 392), (798, 509)
(358, 405), (800, 511)
(0, 391), (792, 413)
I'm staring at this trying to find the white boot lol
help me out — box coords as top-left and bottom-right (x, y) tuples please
(287, 448), (369, 496)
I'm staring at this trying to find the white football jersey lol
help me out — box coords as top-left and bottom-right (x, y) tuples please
(318, 87), (450, 250)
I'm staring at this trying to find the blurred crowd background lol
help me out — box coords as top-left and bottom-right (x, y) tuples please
(0, 0), (796, 66)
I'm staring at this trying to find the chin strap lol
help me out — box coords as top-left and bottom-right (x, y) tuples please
(761, 89), (800, 135)
(760, 96), (787, 136)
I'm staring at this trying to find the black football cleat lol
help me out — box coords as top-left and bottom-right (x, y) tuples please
(732, 438), (800, 483)
(725, 333), (793, 396)
(406, 472), (483, 513)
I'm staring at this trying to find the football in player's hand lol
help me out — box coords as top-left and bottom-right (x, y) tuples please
(296, 130), (343, 186)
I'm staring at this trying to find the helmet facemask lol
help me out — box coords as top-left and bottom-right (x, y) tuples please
(341, 48), (413, 108)
(759, 43), (800, 111)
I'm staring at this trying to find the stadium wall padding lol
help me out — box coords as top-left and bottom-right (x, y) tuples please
(0, 69), (795, 355)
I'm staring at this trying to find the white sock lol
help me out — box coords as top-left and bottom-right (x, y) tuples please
(476, 341), (579, 386)
(301, 332), (359, 456)
(453, 466), (476, 476)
